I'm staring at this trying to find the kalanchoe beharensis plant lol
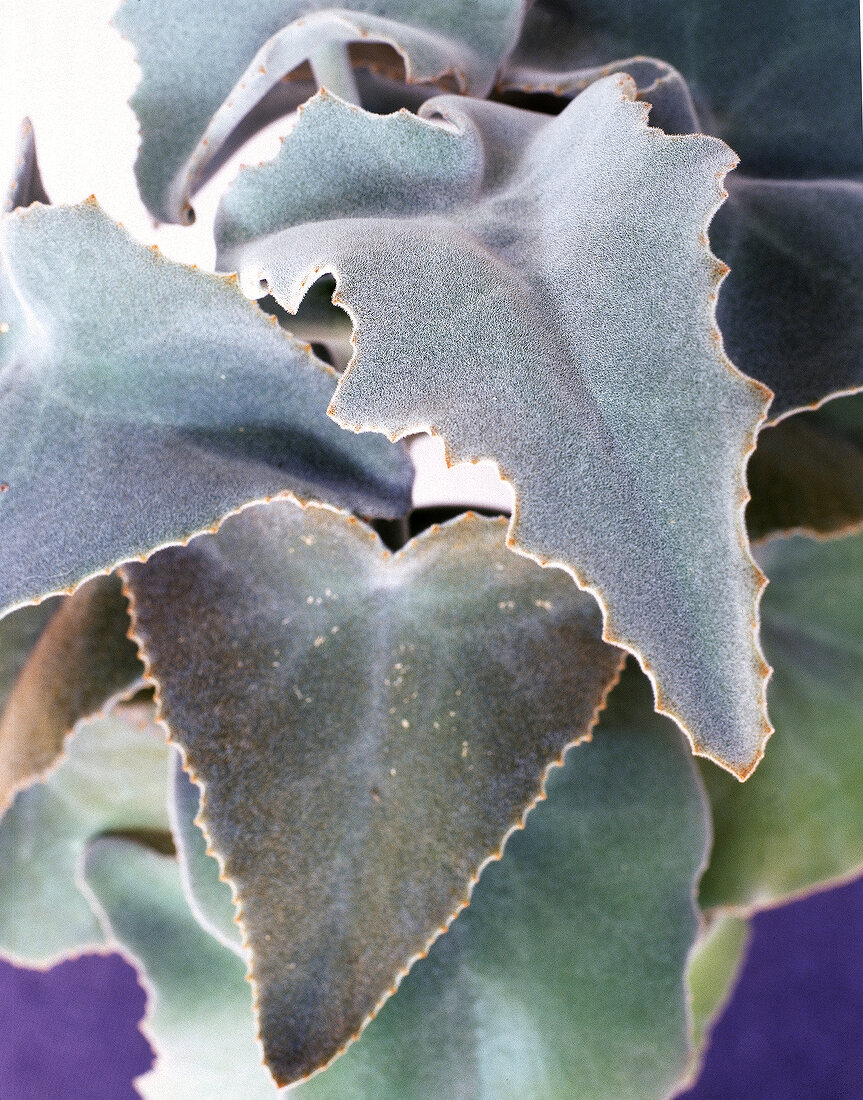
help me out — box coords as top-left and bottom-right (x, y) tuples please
(1, 0), (861, 1093)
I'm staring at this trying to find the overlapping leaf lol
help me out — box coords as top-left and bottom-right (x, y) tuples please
(558, 61), (863, 422)
(169, 754), (245, 956)
(0, 702), (169, 964)
(0, 198), (411, 615)
(747, 394), (863, 540)
(124, 502), (625, 1083)
(686, 913), (749, 1055)
(508, 62), (863, 526)
(711, 177), (863, 420)
(115, 0), (526, 223)
(502, 0), (863, 181)
(86, 661), (709, 1099)
(217, 77), (772, 776)
(0, 575), (143, 811)
(84, 838), (278, 1100)
(699, 529), (863, 911)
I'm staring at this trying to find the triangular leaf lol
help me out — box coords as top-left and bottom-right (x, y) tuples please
(217, 78), (772, 775)
(85, 660), (709, 1099)
(700, 529), (863, 910)
(124, 502), (625, 1084)
(0, 199), (411, 614)
(0, 702), (169, 964)
(115, 0), (526, 222)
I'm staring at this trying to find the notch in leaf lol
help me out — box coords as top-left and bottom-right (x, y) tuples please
(217, 75), (773, 777)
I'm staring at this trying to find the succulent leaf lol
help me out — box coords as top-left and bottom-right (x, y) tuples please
(502, 0), (863, 181)
(686, 913), (750, 1056)
(169, 752), (245, 956)
(124, 502), (625, 1083)
(0, 702), (169, 964)
(0, 199), (412, 616)
(114, 0), (526, 222)
(0, 575), (143, 812)
(85, 660), (708, 1099)
(217, 77), (772, 776)
(700, 529), (863, 910)
(84, 838), (278, 1100)
(508, 64), (863, 421)
(747, 394), (863, 541)
(712, 177), (863, 421)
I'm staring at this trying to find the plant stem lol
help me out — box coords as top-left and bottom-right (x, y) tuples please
(309, 43), (360, 105)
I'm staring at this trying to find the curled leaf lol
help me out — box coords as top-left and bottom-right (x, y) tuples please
(0, 199), (412, 615)
(217, 77), (772, 776)
(124, 502), (624, 1084)
(84, 838), (278, 1100)
(115, 0), (526, 222)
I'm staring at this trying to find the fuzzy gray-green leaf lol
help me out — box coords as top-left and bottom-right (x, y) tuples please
(712, 178), (863, 421)
(700, 529), (863, 910)
(115, 0), (525, 222)
(217, 78), (772, 776)
(0, 702), (169, 963)
(124, 502), (624, 1084)
(85, 660), (708, 1099)
(502, 0), (863, 181)
(0, 199), (411, 615)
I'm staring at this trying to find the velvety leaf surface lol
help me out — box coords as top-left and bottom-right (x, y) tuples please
(747, 394), (863, 541)
(0, 575), (143, 812)
(0, 702), (169, 964)
(124, 502), (625, 1084)
(0, 199), (412, 615)
(517, 62), (863, 423)
(85, 661), (708, 1099)
(115, 0), (525, 222)
(712, 177), (863, 421)
(217, 78), (772, 776)
(699, 530), (863, 911)
(169, 752), (245, 956)
(84, 839), (279, 1100)
(503, 0), (863, 180)
(687, 913), (750, 1055)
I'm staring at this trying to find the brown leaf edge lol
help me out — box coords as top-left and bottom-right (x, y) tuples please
(0, 197), (393, 622)
(248, 75), (775, 782)
(121, 503), (628, 1087)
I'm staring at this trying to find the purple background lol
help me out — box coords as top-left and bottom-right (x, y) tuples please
(1, 874), (862, 1098)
